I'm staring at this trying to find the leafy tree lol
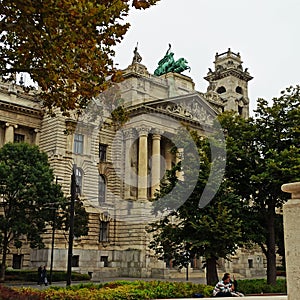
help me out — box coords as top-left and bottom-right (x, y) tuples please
(219, 85), (300, 284)
(0, 0), (160, 115)
(63, 198), (89, 238)
(148, 131), (246, 285)
(0, 142), (64, 282)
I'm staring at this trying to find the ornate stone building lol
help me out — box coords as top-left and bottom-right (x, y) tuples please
(0, 48), (267, 279)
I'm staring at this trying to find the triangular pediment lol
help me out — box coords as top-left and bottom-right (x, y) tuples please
(127, 92), (220, 127)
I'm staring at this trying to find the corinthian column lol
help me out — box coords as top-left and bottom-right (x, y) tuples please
(151, 130), (163, 198)
(4, 123), (16, 144)
(123, 129), (135, 199)
(137, 127), (150, 200)
(34, 129), (40, 145)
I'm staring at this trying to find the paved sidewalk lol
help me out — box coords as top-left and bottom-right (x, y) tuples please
(158, 297), (287, 300)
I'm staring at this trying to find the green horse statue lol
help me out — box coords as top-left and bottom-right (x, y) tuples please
(154, 44), (191, 76)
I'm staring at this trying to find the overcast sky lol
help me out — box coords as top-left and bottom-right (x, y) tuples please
(114, 0), (300, 113)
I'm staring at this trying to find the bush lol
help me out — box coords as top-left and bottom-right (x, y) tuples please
(237, 278), (287, 295)
(63, 280), (213, 299)
(0, 281), (213, 300)
(0, 278), (287, 299)
(45, 281), (214, 299)
(0, 285), (43, 300)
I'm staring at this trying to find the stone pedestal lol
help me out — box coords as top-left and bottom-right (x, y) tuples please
(282, 182), (300, 300)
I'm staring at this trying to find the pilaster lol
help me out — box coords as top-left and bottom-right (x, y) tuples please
(151, 130), (164, 198)
(137, 127), (150, 200)
(4, 123), (17, 143)
(282, 182), (300, 300)
(123, 129), (136, 200)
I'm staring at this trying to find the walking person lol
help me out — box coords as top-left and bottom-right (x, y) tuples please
(37, 265), (43, 285)
(41, 265), (48, 286)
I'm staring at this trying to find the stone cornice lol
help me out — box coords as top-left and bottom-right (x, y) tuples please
(122, 68), (167, 88)
(204, 69), (253, 82)
(127, 104), (214, 133)
(0, 99), (43, 118)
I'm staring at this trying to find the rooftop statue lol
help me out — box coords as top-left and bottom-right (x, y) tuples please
(132, 42), (142, 64)
(154, 44), (191, 76)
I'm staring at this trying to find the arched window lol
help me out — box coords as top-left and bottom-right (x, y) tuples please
(236, 86), (243, 94)
(75, 167), (83, 195)
(99, 175), (106, 204)
(217, 86), (226, 94)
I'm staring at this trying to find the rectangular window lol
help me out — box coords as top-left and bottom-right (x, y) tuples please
(248, 259), (253, 268)
(12, 254), (23, 269)
(99, 144), (107, 162)
(14, 134), (25, 143)
(99, 221), (109, 242)
(74, 134), (84, 154)
(98, 175), (106, 204)
(100, 256), (109, 267)
(72, 255), (79, 267)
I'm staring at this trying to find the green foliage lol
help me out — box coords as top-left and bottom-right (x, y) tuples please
(0, 143), (65, 280)
(5, 270), (90, 282)
(219, 86), (300, 284)
(111, 105), (130, 129)
(0, 279), (287, 298)
(0, 280), (214, 299)
(0, 285), (42, 300)
(148, 130), (246, 285)
(237, 278), (286, 295)
(0, 0), (160, 115)
(49, 281), (213, 299)
(62, 198), (89, 238)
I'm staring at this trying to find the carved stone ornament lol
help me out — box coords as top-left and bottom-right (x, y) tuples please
(136, 127), (151, 136)
(123, 128), (136, 140)
(154, 101), (214, 125)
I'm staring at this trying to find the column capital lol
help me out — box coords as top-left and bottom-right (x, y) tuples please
(136, 127), (150, 137)
(123, 128), (135, 140)
(152, 129), (164, 139)
(5, 123), (18, 129)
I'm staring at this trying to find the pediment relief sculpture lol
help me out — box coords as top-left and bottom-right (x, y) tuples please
(153, 100), (214, 126)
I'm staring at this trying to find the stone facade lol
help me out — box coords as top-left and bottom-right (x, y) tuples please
(0, 49), (269, 279)
(282, 182), (300, 300)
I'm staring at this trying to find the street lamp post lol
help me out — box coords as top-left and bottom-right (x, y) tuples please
(49, 176), (62, 285)
(49, 208), (56, 285)
(66, 166), (76, 286)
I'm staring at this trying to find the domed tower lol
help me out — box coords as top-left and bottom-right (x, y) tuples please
(204, 48), (253, 118)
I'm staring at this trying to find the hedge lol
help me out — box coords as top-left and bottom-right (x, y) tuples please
(0, 278), (287, 299)
(5, 270), (90, 282)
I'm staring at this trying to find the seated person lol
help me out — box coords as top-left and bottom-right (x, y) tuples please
(212, 273), (244, 297)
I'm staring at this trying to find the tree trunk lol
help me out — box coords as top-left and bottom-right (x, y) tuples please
(206, 256), (218, 286)
(266, 208), (277, 285)
(0, 234), (9, 282)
